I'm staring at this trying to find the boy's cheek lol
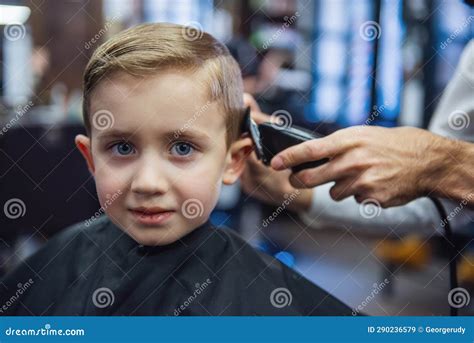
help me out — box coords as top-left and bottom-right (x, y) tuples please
(177, 169), (222, 219)
(93, 157), (131, 185)
(94, 172), (127, 210)
(97, 187), (125, 214)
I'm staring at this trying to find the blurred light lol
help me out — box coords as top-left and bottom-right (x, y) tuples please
(319, 0), (348, 33)
(346, 0), (373, 125)
(376, 0), (404, 120)
(0, 5), (31, 25)
(209, 211), (231, 227)
(316, 38), (346, 78)
(315, 81), (342, 122)
(274, 251), (295, 268)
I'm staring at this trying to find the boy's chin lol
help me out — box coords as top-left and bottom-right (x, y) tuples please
(107, 213), (208, 246)
(125, 224), (196, 247)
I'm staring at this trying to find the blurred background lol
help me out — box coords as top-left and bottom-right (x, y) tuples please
(0, 0), (473, 315)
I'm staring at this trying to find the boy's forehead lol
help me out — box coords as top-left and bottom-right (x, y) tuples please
(90, 70), (226, 136)
(92, 70), (212, 110)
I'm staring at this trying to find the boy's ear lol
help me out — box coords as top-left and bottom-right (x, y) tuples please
(222, 137), (253, 185)
(75, 134), (95, 174)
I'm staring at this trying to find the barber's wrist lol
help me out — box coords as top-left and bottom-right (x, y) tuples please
(423, 137), (467, 199)
(447, 140), (474, 200)
(416, 134), (448, 196)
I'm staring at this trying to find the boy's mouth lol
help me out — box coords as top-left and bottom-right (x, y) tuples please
(131, 206), (173, 214)
(129, 207), (175, 226)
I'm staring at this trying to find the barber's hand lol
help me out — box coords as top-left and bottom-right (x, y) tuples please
(243, 92), (276, 124)
(241, 93), (313, 211)
(271, 126), (446, 208)
(241, 152), (313, 212)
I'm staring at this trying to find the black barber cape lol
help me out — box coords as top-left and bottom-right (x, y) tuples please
(0, 216), (352, 315)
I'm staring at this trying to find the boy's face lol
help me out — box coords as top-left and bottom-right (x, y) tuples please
(75, 70), (251, 246)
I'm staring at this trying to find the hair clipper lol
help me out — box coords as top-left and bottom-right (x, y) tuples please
(241, 107), (329, 172)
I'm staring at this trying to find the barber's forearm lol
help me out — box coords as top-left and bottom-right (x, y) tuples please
(424, 138), (474, 206)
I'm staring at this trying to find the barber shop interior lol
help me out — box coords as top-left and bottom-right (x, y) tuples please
(0, 0), (473, 322)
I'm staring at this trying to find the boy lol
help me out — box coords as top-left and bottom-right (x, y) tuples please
(0, 23), (351, 315)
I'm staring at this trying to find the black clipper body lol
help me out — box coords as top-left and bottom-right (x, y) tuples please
(241, 108), (329, 172)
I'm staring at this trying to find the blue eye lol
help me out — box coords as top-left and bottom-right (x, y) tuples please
(171, 142), (194, 156)
(111, 142), (135, 156)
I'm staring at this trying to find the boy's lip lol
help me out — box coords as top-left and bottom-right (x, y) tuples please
(129, 207), (175, 226)
(129, 206), (175, 214)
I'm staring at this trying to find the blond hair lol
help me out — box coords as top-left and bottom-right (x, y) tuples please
(83, 23), (244, 146)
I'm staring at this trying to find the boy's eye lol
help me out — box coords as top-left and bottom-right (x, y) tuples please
(111, 142), (135, 156)
(170, 142), (194, 156)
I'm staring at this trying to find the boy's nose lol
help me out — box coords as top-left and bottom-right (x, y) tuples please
(130, 156), (170, 196)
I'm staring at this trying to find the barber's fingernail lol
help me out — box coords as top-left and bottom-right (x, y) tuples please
(271, 156), (284, 170)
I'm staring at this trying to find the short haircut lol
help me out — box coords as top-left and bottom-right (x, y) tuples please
(83, 23), (244, 146)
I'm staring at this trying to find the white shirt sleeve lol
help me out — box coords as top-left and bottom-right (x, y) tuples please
(428, 39), (474, 231)
(299, 182), (442, 236)
(299, 40), (474, 235)
(428, 39), (474, 142)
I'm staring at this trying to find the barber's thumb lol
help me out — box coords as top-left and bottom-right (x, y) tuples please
(271, 155), (285, 170)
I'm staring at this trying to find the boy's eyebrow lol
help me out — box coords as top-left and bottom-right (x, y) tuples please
(166, 129), (212, 142)
(95, 129), (135, 142)
(94, 128), (212, 142)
